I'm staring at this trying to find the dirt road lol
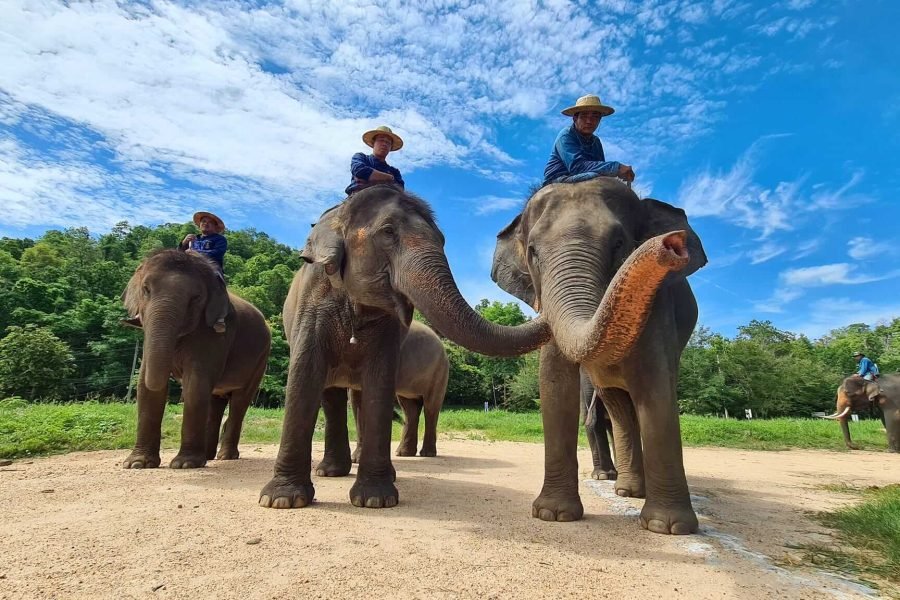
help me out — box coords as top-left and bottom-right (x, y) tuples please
(1, 440), (896, 599)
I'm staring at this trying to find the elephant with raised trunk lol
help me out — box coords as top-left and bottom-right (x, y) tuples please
(492, 177), (706, 534)
(824, 375), (900, 452)
(259, 186), (549, 510)
(121, 250), (271, 469)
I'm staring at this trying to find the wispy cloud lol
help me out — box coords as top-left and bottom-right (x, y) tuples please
(472, 196), (522, 216)
(847, 236), (894, 260)
(749, 242), (787, 264)
(792, 297), (900, 339)
(793, 239), (820, 259)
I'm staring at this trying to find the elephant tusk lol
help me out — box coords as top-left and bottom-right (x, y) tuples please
(823, 407), (850, 420)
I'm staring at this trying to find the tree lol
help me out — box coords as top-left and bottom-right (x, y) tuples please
(0, 325), (75, 400)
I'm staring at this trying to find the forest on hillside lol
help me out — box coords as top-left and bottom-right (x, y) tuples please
(0, 223), (897, 417)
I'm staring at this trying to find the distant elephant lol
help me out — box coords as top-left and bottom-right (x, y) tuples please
(120, 250), (271, 469)
(259, 186), (549, 510)
(348, 320), (449, 462)
(580, 368), (616, 480)
(824, 375), (900, 452)
(492, 177), (706, 534)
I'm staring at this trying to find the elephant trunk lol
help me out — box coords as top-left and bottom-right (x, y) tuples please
(141, 300), (180, 392)
(397, 245), (550, 357)
(544, 231), (690, 365)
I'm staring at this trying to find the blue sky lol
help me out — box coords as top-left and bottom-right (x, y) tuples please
(1, 0), (898, 339)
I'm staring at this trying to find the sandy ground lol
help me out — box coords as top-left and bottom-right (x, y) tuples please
(1, 439), (898, 600)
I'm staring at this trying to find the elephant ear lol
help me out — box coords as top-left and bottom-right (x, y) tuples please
(121, 262), (146, 320)
(299, 206), (345, 289)
(491, 214), (537, 310)
(640, 198), (708, 282)
(205, 271), (232, 328)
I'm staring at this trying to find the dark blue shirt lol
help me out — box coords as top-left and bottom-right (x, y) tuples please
(542, 125), (622, 186)
(857, 357), (876, 378)
(345, 153), (404, 195)
(183, 233), (227, 271)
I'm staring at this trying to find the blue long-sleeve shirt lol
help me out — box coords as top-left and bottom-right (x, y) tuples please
(542, 125), (622, 186)
(345, 153), (404, 195)
(182, 233), (227, 271)
(857, 357), (876, 378)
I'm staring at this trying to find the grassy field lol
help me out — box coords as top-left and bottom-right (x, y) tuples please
(801, 484), (900, 597)
(0, 397), (890, 459)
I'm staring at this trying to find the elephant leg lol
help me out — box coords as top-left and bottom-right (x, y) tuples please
(420, 381), (444, 457)
(840, 418), (858, 450)
(171, 372), (213, 469)
(317, 387), (352, 476)
(350, 329), (402, 509)
(631, 372), (697, 535)
(259, 351), (326, 509)
(217, 391), (250, 460)
(395, 396), (421, 457)
(581, 370), (616, 480)
(205, 394), (228, 460)
(533, 341), (583, 522)
(350, 389), (363, 464)
(600, 387), (644, 498)
(123, 373), (167, 469)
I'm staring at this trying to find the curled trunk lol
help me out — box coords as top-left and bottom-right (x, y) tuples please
(398, 249), (550, 357)
(545, 231), (690, 366)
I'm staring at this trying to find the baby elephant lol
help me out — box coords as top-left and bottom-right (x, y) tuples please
(343, 321), (448, 466)
(121, 250), (271, 469)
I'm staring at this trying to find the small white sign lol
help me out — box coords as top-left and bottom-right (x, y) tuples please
(851, 414), (860, 422)
(484, 401), (490, 413)
(745, 409), (753, 420)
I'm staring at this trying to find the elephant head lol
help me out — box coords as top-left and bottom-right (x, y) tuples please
(826, 375), (900, 452)
(491, 177), (706, 365)
(122, 250), (230, 391)
(299, 185), (550, 356)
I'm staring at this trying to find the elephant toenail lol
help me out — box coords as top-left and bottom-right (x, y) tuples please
(539, 508), (555, 521)
(258, 495), (270, 507)
(365, 497), (384, 508)
(671, 522), (695, 535)
(648, 519), (669, 534)
(272, 497), (291, 509)
(292, 496), (308, 508)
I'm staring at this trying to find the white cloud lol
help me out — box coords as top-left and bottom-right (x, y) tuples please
(780, 263), (897, 287)
(793, 239), (820, 259)
(792, 298), (900, 339)
(749, 242), (787, 264)
(847, 237), (894, 260)
(472, 196), (522, 216)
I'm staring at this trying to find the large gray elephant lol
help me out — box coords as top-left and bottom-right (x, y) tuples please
(121, 250), (271, 469)
(824, 374), (900, 452)
(492, 177), (706, 534)
(580, 369), (616, 480)
(259, 186), (549, 510)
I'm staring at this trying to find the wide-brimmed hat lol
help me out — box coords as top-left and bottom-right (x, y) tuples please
(362, 125), (404, 151)
(193, 211), (225, 233)
(852, 351), (864, 357)
(561, 94), (615, 117)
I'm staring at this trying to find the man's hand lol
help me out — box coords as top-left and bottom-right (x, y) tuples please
(369, 170), (395, 182)
(618, 164), (635, 183)
(182, 234), (197, 246)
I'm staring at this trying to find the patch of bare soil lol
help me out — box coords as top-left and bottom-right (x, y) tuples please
(1, 441), (897, 599)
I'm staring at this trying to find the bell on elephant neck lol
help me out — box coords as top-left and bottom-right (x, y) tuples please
(349, 335), (358, 344)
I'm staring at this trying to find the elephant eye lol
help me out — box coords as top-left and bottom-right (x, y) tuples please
(380, 224), (397, 239)
(142, 284), (150, 297)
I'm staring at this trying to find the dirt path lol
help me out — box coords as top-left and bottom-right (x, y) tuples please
(1, 440), (897, 599)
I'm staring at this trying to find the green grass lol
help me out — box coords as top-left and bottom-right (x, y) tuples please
(801, 484), (900, 598)
(0, 399), (892, 459)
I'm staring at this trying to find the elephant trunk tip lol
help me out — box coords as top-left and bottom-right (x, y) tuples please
(663, 230), (688, 258)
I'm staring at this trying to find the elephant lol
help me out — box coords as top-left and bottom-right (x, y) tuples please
(348, 320), (450, 462)
(121, 249), (271, 469)
(580, 368), (616, 480)
(492, 177), (707, 534)
(824, 374), (900, 452)
(259, 185), (550, 510)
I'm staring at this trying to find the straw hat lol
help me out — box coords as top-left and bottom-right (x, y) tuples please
(852, 351), (864, 357)
(561, 94), (615, 117)
(192, 211), (225, 233)
(362, 125), (404, 151)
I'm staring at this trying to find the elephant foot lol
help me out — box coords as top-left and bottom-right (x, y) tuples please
(639, 502), (698, 535)
(419, 446), (437, 457)
(216, 446), (240, 460)
(123, 451), (160, 469)
(351, 446), (361, 464)
(349, 477), (399, 509)
(395, 443), (417, 457)
(614, 474), (645, 498)
(591, 468), (618, 481)
(315, 455), (351, 477)
(169, 453), (207, 469)
(531, 493), (584, 522)
(259, 476), (315, 509)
